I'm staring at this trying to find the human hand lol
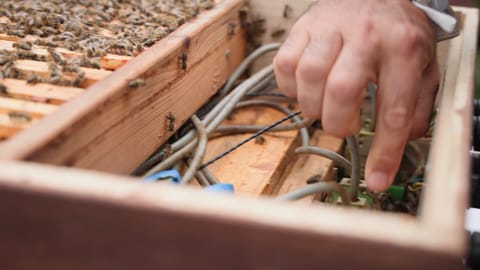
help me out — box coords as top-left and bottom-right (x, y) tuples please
(273, 0), (439, 191)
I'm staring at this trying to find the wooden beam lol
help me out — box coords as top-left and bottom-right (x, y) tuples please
(0, 96), (58, 117)
(0, 40), (132, 70)
(205, 105), (299, 195)
(0, 114), (35, 139)
(273, 130), (344, 201)
(14, 59), (111, 88)
(419, 7), (478, 239)
(0, 160), (464, 269)
(0, 78), (82, 105)
(0, 0), (247, 174)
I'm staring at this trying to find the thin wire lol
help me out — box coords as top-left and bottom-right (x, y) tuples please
(276, 182), (350, 205)
(199, 111), (301, 170)
(346, 136), (360, 202)
(231, 100), (310, 147)
(180, 115), (208, 185)
(295, 146), (352, 174)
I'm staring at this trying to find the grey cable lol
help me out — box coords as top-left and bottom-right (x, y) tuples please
(180, 115), (208, 185)
(194, 170), (211, 186)
(246, 72), (276, 95)
(146, 65), (274, 176)
(220, 43), (281, 96)
(295, 146), (352, 174)
(214, 119), (311, 136)
(276, 182), (350, 205)
(201, 168), (219, 185)
(346, 136), (361, 202)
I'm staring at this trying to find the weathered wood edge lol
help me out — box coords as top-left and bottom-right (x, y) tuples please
(419, 6), (478, 246)
(0, 160), (462, 269)
(0, 0), (246, 173)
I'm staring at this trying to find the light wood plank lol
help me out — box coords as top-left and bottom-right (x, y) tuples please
(0, 113), (35, 139)
(0, 160), (464, 269)
(205, 106), (298, 196)
(0, 78), (82, 104)
(0, 97), (58, 117)
(419, 7), (478, 239)
(274, 130), (344, 201)
(14, 59), (111, 88)
(0, 40), (132, 70)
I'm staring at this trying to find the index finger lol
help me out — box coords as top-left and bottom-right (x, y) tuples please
(365, 57), (423, 192)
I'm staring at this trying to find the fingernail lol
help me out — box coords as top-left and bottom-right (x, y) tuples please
(367, 171), (389, 192)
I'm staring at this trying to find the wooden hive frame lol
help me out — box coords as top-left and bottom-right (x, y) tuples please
(0, 1), (478, 269)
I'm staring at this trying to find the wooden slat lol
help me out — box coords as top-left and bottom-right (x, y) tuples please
(419, 7), (478, 237)
(14, 60), (111, 88)
(0, 97), (58, 117)
(1, 78), (82, 104)
(0, 0), (247, 173)
(274, 130), (344, 201)
(0, 160), (464, 269)
(205, 106), (299, 196)
(0, 114), (35, 139)
(0, 40), (132, 70)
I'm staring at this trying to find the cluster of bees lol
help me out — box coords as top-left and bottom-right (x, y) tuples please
(0, 0), (214, 87)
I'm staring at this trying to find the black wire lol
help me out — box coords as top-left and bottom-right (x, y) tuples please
(199, 111), (301, 170)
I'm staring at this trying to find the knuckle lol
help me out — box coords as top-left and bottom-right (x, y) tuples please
(274, 51), (298, 75)
(302, 109), (322, 120)
(322, 117), (359, 138)
(393, 26), (426, 57)
(383, 106), (411, 131)
(327, 78), (360, 103)
(296, 58), (328, 82)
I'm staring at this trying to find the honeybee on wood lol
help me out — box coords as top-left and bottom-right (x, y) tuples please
(166, 112), (176, 132)
(13, 41), (33, 51)
(128, 78), (146, 89)
(26, 74), (39, 85)
(0, 83), (8, 96)
(8, 111), (32, 123)
(179, 51), (187, 71)
(254, 135), (266, 145)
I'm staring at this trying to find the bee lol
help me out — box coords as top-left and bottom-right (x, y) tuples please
(13, 41), (33, 51)
(306, 174), (322, 184)
(26, 74), (39, 85)
(0, 56), (11, 66)
(8, 111), (32, 123)
(179, 51), (187, 71)
(166, 112), (176, 132)
(283, 4), (293, 18)
(47, 48), (64, 65)
(270, 28), (286, 38)
(254, 135), (266, 145)
(0, 83), (8, 96)
(128, 78), (146, 89)
(227, 21), (236, 36)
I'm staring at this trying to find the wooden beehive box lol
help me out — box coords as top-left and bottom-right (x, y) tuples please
(0, 0), (478, 269)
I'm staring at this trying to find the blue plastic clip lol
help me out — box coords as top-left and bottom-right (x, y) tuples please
(203, 183), (235, 193)
(143, 169), (181, 184)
